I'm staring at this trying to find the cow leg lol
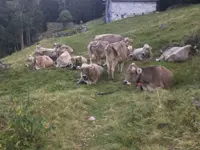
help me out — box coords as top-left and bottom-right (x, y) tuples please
(111, 62), (117, 79)
(120, 63), (124, 73)
(35, 66), (40, 70)
(89, 58), (92, 64)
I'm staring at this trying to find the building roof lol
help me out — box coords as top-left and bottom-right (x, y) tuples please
(111, 0), (158, 2)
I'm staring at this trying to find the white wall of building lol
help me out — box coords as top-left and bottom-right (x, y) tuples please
(110, 2), (157, 21)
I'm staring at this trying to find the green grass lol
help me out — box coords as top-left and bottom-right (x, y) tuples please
(1, 4), (200, 150)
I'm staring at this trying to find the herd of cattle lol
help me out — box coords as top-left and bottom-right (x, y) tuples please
(26, 34), (196, 92)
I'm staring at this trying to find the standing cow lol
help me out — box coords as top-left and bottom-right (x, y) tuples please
(105, 40), (132, 79)
(87, 40), (110, 65)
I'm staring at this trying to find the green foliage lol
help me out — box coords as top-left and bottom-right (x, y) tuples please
(58, 9), (73, 28)
(0, 97), (53, 150)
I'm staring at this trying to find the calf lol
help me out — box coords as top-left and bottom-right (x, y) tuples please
(105, 40), (132, 79)
(77, 63), (104, 85)
(124, 63), (173, 92)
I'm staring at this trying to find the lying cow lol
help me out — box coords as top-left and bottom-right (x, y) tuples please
(88, 40), (110, 65)
(123, 63), (173, 92)
(56, 51), (72, 68)
(53, 43), (74, 54)
(70, 56), (88, 69)
(55, 45), (74, 56)
(94, 34), (132, 45)
(35, 45), (58, 61)
(77, 63), (104, 85)
(129, 44), (153, 61)
(105, 40), (132, 79)
(156, 45), (192, 62)
(26, 55), (54, 70)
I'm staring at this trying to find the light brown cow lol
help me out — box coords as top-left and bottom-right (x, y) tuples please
(26, 55), (54, 70)
(94, 34), (132, 45)
(56, 51), (72, 68)
(105, 40), (132, 79)
(123, 63), (173, 92)
(70, 56), (88, 69)
(87, 40), (110, 65)
(77, 63), (104, 85)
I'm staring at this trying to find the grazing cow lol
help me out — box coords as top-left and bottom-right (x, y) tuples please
(123, 63), (173, 92)
(105, 40), (132, 79)
(94, 34), (132, 45)
(156, 45), (192, 62)
(70, 56), (88, 69)
(35, 45), (58, 61)
(77, 63), (104, 85)
(87, 40), (110, 65)
(26, 55), (54, 70)
(56, 51), (72, 68)
(129, 44), (153, 61)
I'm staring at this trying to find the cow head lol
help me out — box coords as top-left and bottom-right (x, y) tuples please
(78, 63), (95, 84)
(71, 56), (82, 69)
(36, 45), (41, 51)
(26, 55), (35, 68)
(142, 44), (153, 59)
(124, 37), (133, 45)
(123, 63), (142, 85)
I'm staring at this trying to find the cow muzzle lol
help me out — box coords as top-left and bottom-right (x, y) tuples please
(83, 75), (88, 81)
(123, 80), (131, 85)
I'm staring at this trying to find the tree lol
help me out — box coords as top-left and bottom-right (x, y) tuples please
(58, 10), (73, 28)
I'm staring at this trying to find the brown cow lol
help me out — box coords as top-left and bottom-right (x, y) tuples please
(87, 40), (110, 65)
(77, 63), (104, 85)
(105, 40), (133, 79)
(123, 63), (173, 92)
(26, 55), (54, 70)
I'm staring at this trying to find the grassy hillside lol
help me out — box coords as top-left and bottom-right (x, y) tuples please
(1, 5), (200, 150)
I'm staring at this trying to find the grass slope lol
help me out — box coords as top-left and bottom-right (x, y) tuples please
(1, 5), (200, 150)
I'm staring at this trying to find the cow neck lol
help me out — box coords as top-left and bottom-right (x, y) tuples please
(136, 73), (142, 84)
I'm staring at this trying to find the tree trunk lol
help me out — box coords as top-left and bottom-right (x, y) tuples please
(20, 32), (24, 50)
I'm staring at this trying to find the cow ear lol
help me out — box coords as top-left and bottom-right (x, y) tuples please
(136, 68), (142, 74)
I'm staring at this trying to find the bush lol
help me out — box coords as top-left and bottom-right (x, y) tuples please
(58, 10), (73, 28)
(0, 97), (53, 150)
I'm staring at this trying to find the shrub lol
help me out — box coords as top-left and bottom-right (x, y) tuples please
(0, 97), (53, 150)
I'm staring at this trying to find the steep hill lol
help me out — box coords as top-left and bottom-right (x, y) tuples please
(1, 5), (200, 150)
